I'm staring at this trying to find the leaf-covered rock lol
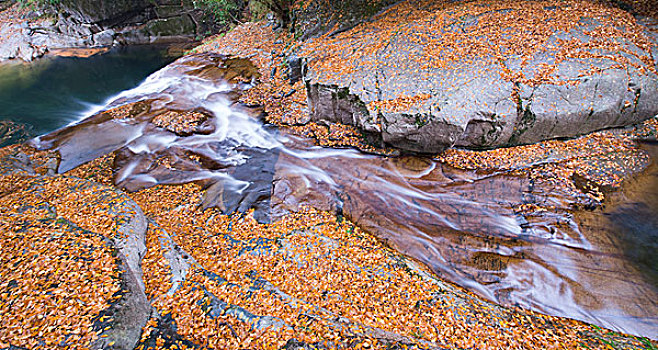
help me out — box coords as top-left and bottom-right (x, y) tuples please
(302, 0), (658, 152)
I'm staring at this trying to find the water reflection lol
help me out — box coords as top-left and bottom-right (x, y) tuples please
(0, 45), (178, 136)
(32, 53), (658, 339)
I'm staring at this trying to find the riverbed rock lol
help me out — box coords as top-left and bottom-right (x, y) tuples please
(0, 148), (151, 349)
(302, 0), (658, 152)
(92, 29), (115, 46)
(84, 180), (150, 350)
(293, 0), (400, 41)
(50, 0), (207, 43)
(0, 22), (46, 61)
(0, 0), (222, 62)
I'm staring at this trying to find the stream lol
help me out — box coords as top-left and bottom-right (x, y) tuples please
(5, 52), (657, 339)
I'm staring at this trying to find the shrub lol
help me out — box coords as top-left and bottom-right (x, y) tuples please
(14, 0), (59, 9)
(194, 0), (244, 26)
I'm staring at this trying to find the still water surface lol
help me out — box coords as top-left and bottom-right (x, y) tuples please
(0, 45), (178, 136)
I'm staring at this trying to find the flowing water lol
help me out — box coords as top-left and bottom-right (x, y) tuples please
(23, 53), (658, 339)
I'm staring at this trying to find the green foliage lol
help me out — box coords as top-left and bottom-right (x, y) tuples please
(252, 0), (293, 27)
(14, 0), (59, 9)
(196, 0), (294, 28)
(192, 0), (389, 32)
(194, 0), (242, 25)
(247, 0), (270, 21)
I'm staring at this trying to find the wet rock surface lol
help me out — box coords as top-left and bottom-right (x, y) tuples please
(1, 141), (655, 348)
(301, 0), (658, 153)
(18, 52), (658, 341)
(272, 131), (658, 338)
(31, 53), (273, 220)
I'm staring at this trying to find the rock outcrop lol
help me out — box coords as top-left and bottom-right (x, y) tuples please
(0, 0), (217, 61)
(301, 0), (658, 153)
(0, 148), (151, 349)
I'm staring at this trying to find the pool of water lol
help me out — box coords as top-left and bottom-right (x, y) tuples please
(0, 45), (179, 138)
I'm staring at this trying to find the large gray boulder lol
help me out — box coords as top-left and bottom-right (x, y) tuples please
(0, 0), (219, 62)
(302, 1), (658, 153)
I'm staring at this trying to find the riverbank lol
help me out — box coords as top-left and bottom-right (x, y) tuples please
(191, 12), (658, 339)
(0, 0), (213, 62)
(192, 19), (655, 204)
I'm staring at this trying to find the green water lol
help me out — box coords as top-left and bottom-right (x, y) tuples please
(0, 45), (178, 137)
